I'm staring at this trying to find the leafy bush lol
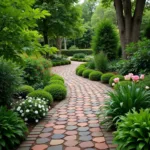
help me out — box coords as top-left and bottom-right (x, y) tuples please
(138, 74), (150, 90)
(28, 90), (53, 105)
(23, 57), (51, 88)
(144, 25), (150, 39)
(15, 97), (48, 122)
(52, 60), (71, 66)
(0, 57), (23, 106)
(49, 80), (64, 85)
(44, 84), (67, 101)
(0, 106), (27, 150)
(50, 74), (64, 83)
(92, 20), (118, 60)
(76, 64), (86, 74)
(73, 53), (86, 58)
(94, 51), (108, 72)
(68, 45), (79, 50)
(109, 75), (124, 86)
(17, 85), (34, 98)
(101, 83), (150, 129)
(101, 73), (114, 83)
(82, 69), (93, 78)
(89, 71), (103, 81)
(114, 109), (150, 149)
(61, 49), (93, 56)
(77, 68), (86, 76)
(71, 58), (88, 62)
(86, 58), (95, 69)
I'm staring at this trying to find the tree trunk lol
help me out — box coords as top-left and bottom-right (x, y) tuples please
(56, 37), (63, 52)
(64, 37), (67, 50)
(114, 0), (146, 59)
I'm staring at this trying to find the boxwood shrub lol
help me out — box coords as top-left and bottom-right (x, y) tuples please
(89, 71), (103, 81)
(44, 84), (67, 101)
(50, 75), (64, 83)
(109, 75), (124, 86)
(101, 73), (114, 83)
(49, 80), (64, 85)
(28, 89), (53, 105)
(77, 68), (86, 76)
(0, 106), (28, 150)
(82, 69), (93, 78)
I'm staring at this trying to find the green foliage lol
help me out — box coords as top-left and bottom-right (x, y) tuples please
(114, 109), (150, 150)
(71, 58), (88, 62)
(114, 81), (132, 90)
(0, 57), (23, 106)
(144, 25), (150, 39)
(77, 68), (86, 76)
(52, 60), (71, 66)
(28, 90), (53, 105)
(76, 64), (86, 74)
(109, 75), (124, 86)
(102, 83), (150, 129)
(23, 57), (51, 88)
(82, 69), (93, 78)
(94, 51), (108, 72)
(92, 20), (118, 60)
(0, 0), (50, 61)
(69, 45), (79, 50)
(86, 58), (95, 69)
(89, 71), (103, 81)
(17, 85), (34, 98)
(101, 73), (114, 83)
(50, 75), (64, 83)
(15, 97), (48, 122)
(0, 106), (27, 150)
(73, 53), (86, 58)
(61, 50), (93, 56)
(49, 80), (64, 85)
(44, 84), (67, 101)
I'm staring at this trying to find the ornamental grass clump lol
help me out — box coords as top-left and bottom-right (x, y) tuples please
(15, 97), (48, 123)
(114, 109), (150, 150)
(100, 82), (150, 129)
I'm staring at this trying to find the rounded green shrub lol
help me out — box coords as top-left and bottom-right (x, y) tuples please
(0, 57), (23, 106)
(82, 69), (93, 78)
(101, 73), (114, 83)
(114, 109), (150, 149)
(17, 85), (34, 98)
(73, 53), (86, 59)
(0, 106), (27, 150)
(109, 75), (124, 86)
(50, 75), (64, 83)
(49, 80), (64, 85)
(77, 68), (86, 76)
(28, 89), (53, 105)
(15, 97), (48, 122)
(89, 71), (103, 81)
(44, 84), (67, 101)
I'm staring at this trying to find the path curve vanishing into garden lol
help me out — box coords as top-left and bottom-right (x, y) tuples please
(18, 61), (116, 150)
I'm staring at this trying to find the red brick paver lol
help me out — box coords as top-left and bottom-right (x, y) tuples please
(18, 61), (116, 150)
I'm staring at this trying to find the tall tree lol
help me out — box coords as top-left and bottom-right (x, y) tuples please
(102, 0), (146, 58)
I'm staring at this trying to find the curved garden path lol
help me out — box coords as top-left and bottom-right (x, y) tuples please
(18, 61), (116, 150)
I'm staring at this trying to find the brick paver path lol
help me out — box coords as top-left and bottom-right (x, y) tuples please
(18, 61), (116, 150)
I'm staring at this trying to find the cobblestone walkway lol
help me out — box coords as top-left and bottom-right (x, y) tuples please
(18, 61), (116, 150)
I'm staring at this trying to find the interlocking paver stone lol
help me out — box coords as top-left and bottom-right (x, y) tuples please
(17, 62), (113, 150)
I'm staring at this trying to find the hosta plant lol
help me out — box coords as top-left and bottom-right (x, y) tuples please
(114, 109), (150, 150)
(100, 82), (150, 129)
(15, 97), (49, 123)
(0, 106), (27, 150)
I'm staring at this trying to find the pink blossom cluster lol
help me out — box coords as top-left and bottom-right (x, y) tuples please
(124, 73), (144, 82)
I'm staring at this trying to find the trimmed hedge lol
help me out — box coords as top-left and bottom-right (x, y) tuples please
(77, 68), (86, 76)
(109, 75), (124, 86)
(101, 73), (114, 83)
(61, 50), (93, 56)
(50, 75), (64, 83)
(52, 60), (71, 66)
(44, 84), (67, 101)
(71, 58), (88, 62)
(89, 71), (103, 81)
(28, 89), (53, 105)
(82, 69), (93, 78)
(49, 80), (64, 85)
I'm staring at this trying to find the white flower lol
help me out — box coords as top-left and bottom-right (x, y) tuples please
(35, 110), (38, 114)
(49, 106), (51, 109)
(29, 105), (32, 107)
(20, 110), (23, 113)
(35, 119), (39, 123)
(112, 83), (115, 86)
(19, 96), (22, 99)
(24, 118), (28, 121)
(21, 113), (24, 117)
(46, 108), (48, 111)
(145, 86), (150, 90)
(38, 105), (41, 108)
(17, 106), (21, 111)
(28, 100), (31, 102)
(26, 109), (30, 113)
(43, 113), (45, 116)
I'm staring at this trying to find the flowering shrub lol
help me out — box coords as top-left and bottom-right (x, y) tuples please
(109, 75), (124, 86)
(15, 97), (48, 123)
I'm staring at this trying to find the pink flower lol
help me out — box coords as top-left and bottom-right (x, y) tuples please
(113, 78), (119, 83)
(128, 73), (134, 77)
(132, 75), (139, 82)
(124, 75), (131, 80)
(140, 74), (144, 80)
